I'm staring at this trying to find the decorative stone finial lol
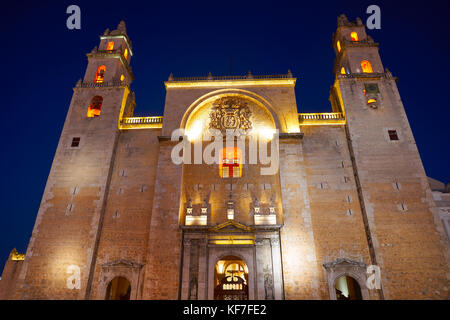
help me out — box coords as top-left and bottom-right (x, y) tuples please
(103, 28), (110, 36)
(109, 20), (128, 36)
(201, 198), (208, 214)
(356, 17), (363, 26)
(287, 69), (293, 78)
(11, 248), (25, 261)
(186, 198), (193, 215)
(385, 68), (393, 79)
(117, 20), (127, 33)
(247, 70), (253, 79)
(337, 14), (349, 26)
(168, 73), (174, 81)
(207, 71), (213, 80)
(253, 197), (261, 214)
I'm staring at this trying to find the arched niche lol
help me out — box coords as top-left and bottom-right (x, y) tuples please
(105, 276), (131, 300)
(96, 259), (143, 300)
(323, 258), (370, 300)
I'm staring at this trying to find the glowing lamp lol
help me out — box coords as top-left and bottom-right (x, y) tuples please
(187, 120), (203, 141)
(258, 127), (275, 141)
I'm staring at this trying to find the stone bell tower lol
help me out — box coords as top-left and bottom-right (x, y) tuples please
(11, 21), (135, 299)
(329, 14), (449, 299)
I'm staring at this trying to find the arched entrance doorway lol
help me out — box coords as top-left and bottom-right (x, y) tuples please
(214, 256), (249, 300)
(105, 276), (131, 300)
(334, 275), (362, 300)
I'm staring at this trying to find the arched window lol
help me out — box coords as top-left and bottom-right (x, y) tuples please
(86, 96), (103, 117)
(336, 41), (341, 53)
(219, 147), (242, 178)
(106, 41), (114, 51)
(334, 275), (362, 300)
(120, 74), (125, 82)
(360, 60), (373, 73)
(124, 48), (128, 59)
(105, 276), (131, 300)
(340, 67), (346, 75)
(94, 65), (106, 83)
(350, 32), (359, 41)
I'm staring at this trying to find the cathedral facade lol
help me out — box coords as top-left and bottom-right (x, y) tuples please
(1, 15), (449, 300)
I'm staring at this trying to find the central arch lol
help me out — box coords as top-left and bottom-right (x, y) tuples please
(214, 255), (249, 300)
(180, 89), (281, 133)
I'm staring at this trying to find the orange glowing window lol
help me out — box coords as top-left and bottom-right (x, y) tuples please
(94, 65), (106, 83)
(120, 74), (125, 81)
(106, 41), (114, 51)
(340, 67), (346, 75)
(368, 99), (377, 104)
(337, 41), (341, 52)
(361, 60), (373, 73)
(86, 96), (103, 118)
(124, 48), (128, 59)
(350, 32), (359, 41)
(219, 147), (242, 178)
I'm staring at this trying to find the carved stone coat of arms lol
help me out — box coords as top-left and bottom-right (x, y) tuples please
(209, 97), (252, 133)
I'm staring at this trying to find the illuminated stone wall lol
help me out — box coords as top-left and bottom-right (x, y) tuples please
(89, 128), (161, 300)
(0, 250), (24, 299)
(300, 125), (375, 299)
(336, 74), (449, 299)
(12, 85), (130, 299)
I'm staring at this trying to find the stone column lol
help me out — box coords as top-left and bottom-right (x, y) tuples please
(197, 238), (208, 299)
(270, 236), (284, 300)
(180, 238), (191, 300)
(255, 238), (275, 300)
(142, 139), (183, 299)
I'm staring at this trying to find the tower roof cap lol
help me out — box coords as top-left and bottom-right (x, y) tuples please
(337, 14), (363, 27)
(109, 20), (127, 36)
(102, 20), (133, 50)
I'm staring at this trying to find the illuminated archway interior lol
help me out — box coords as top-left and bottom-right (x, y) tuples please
(105, 276), (131, 300)
(214, 256), (249, 300)
(334, 275), (362, 300)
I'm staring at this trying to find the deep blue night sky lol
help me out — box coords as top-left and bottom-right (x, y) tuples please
(1, 1), (449, 269)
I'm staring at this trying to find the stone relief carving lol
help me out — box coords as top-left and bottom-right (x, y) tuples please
(264, 273), (274, 300)
(189, 276), (198, 300)
(209, 97), (252, 133)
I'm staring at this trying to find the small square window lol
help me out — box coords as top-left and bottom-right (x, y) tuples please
(71, 137), (81, 147)
(388, 130), (399, 141)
